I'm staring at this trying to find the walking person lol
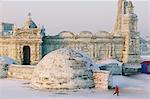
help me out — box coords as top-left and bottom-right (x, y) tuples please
(113, 84), (119, 96)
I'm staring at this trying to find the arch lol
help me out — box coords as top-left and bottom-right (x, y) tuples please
(95, 31), (111, 37)
(58, 31), (75, 38)
(79, 31), (93, 38)
(22, 46), (30, 65)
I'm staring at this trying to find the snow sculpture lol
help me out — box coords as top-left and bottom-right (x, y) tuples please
(96, 59), (123, 75)
(31, 48), (94, 90)
(0, 57), (16, 78)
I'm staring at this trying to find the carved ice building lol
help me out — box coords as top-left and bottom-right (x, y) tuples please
(0, 13), (43, 65)
(43, 0), (141, 69)
(0, 0), (141, 72)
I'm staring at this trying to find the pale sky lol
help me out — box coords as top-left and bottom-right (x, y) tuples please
(0, 0), (150, 39)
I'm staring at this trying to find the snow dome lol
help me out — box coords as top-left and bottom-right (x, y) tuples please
(0, 57), (16, 78)
(31, 48), (94, 90)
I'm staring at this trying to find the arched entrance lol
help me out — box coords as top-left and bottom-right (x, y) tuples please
(23, 46), (30, 65)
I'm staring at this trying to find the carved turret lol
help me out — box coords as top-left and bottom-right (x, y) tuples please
(127, 0), (134, 14)
(112, 0), (128, 36)
(122, 0), (140, 64)
(41, 25), (46, 37)
(22, 12), (38, 29)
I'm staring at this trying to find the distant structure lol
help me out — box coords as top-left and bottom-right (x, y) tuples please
(0, 13), (42, 65)
(0, 23), (14, 36)
(112, 0), (141, 70)
(0, 0), (141, 72)
(140, 37), (150, 55)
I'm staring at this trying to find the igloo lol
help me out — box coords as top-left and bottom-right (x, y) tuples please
(31, 48), (94, 90)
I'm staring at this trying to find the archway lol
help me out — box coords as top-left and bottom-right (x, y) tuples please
(23, 46), (30, 65)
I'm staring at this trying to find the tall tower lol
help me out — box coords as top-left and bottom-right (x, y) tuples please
(112, 0), (140, 69)
(112, 0), (128, 36)
(122, 0), (140, 64)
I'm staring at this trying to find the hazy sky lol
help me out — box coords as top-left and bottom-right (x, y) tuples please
(0, 0), (150, 39)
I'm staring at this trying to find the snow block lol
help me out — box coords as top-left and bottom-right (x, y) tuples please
(93, 70), (111, 90)
(0, 64), (9, 78)
(8, 65), (34, 80)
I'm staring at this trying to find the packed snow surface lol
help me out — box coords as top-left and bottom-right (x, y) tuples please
(0, 74), (150, 99)
(31, 48), (94, 90)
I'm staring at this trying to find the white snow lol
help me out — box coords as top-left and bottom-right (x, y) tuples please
(0, 57), (16, 78)
(0, 57), (16, 65)
(96, 59), (122, 66)
(31, 48), (94, 90)
(141, 55), (150, 62)
(0, 74), (150, 99)
(95, 59), (123, 74)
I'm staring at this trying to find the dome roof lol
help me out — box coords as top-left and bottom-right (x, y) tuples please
(79, 31), (93, 38)
(95, 31), (111, 37)
(58, 31), (75, 38)
(31, 48), (94, 90)
(22, 13), (37, 29)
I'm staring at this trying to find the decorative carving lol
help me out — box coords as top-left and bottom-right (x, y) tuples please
(0, 0), (140, 68)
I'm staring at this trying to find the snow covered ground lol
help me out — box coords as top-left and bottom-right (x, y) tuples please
(0, 74), (150, 99)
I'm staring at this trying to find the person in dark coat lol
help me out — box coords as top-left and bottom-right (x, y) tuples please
(113, 85), (119, 96)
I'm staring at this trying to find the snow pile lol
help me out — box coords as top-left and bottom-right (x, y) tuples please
(141, 55), (150, 62)
(0, 56), (16, 65)
(95, 59), (123, 75)
(0, 63), (8, 78)
(0, 57), (16, 78)
(31, 48), (94, 90)
(96, 59), (122, 66)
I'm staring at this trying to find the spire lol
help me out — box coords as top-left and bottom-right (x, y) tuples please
(42, 25), (45, 31)
(128, 0), (134, 8)
(41, 25), (46, 36)
(28, 12), (31, 16)
(22, 12), (37, 29)
(28, 12), (32, 21)
(117, 0), (124, 15)
(112, 0), (125, 36)
(127, 0), (134, 14)
(28, 12), (32, 20)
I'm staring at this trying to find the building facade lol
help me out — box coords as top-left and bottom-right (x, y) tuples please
(112, 0), (140, 68)
(0, 0), (140, 67)
(0, 23), (14, 36)
(139, 37), (150, 55)
(42, 31), (124, 61)
(0, 13), (42, 64)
